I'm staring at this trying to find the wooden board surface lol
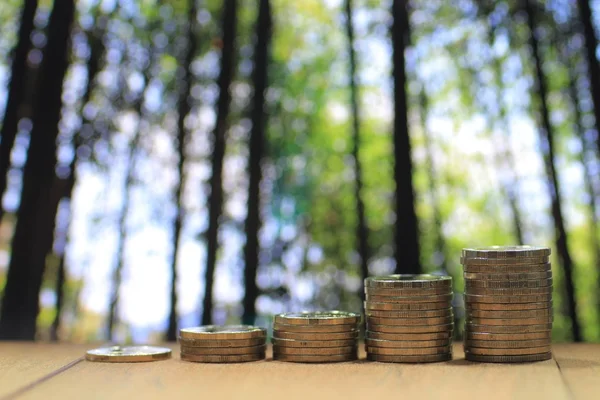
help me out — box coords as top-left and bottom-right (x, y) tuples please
(1, 343), (598, 400)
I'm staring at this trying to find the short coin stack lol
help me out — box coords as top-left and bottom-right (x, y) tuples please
(364, 275), (454, 363)
(179, 325), (267, 363)
(272, 311), (360, 363)
(462, 246), (553, 363)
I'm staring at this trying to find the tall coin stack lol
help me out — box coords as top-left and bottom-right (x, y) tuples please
(364, 275), (454, 363)
(179, 325), (267, 363)
(462, 246), (553, 363)
(272, 311), (360, 363)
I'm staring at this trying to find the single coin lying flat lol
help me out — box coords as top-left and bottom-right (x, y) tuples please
(85, 345), (172, 362)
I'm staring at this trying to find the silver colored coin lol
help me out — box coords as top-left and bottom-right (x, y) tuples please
(366, 330), (453, 341)
(366, 286), (451, 296)
(367, 353), (452, 363)
(465, 278), (553, 289)
(85, 345), (171, 363)
(273, 323), (357, 333)
(179, 325), (266, 340)
(366, 308), (453, 319)
(180, 344), (266, 355)
(274, 311), (361, 326)
(462, 246), (551, 259)
(365, 275), (452, 289)
(463, 271), (552, 280)
(178, 337), (265, 348)
(365, 301), (451, 311)
(462, 261), (550, 272)
(366, 315), (453, 326)
(365, 338), (452, 348)
(366, 294), (453, 304)
(271, 338), (357, 348)
(367, 323), (454, 334)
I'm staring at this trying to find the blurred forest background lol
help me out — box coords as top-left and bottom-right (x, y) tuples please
(0, 0), (599, 343)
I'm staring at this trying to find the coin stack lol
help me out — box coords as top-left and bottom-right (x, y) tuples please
(462, 246), (553, 363)
(272, 311), (360, 363)
(179, 325), (267, 363)
(364, 275), (454, 363)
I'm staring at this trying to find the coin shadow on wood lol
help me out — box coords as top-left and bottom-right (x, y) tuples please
(445, 358), (475, 366)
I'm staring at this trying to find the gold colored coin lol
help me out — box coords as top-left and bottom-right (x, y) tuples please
(85, 345), (172, 363)
(365, 275), (452, 289)
(464, 339), (551, 349)
(465, 352), (552, 363)
(465, 293), (552, 304)
(367, 323), (453, 334)
(274, 311), (361, 325)
(465, 331), (552, 341)
(273, 345), (356, 356)
(366, 330), (453, 341)
(365, 338), (451, 348)
(466, 301), (551, 311)
(466, 308), (552, 319)
(271, 338), (357, 348)
(365, 286), (451, 296)
(462, 246), (550, 259)
(462, 262), (550, 272)
(465, 278), (553, 289)
(366, 294), (453, 304)
(180, 352), (265, 363)
(273, 353), (357, 363)
(367, 353), (452, 363)
(273, 323), (357, 333)
(365, 301), (451, 311)
(366, 315), (453, 326)
(273, 330), (359, 341)
(179, 325), (266, 340)
(463, 271), (552, 280)
(178, 337), (265, 348)
(366, 345), (451, 356)
(467, 317), (553, 326)
(366, 308), (453, 319)
(465, 346), (552, 356)
(466, 323), (552, 333)
(180, 344), (266, 355)
(466, 286), (553, 296)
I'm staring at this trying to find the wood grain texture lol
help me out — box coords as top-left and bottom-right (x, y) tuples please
(9, 343), (587, 400)
(554, 343), (600, 400)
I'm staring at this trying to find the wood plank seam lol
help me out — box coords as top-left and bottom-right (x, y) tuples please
(553, 354), (576, 400)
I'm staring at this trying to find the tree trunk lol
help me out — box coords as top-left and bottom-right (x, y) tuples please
(576, 0), (600, 155)
(166, 0), (198, 341)
(0, 0), (39, 223)
(0, 0), (75, 340)
(391, 0), (420, 274)
(242, 0), (271, 326)
(524, 0), (581, 341)
(344, 0), (370, 297)
(201, 0), (238, 326)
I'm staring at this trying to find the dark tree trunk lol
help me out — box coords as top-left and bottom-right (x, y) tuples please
(576, 0), (600, 154)
(201, 0), (238, 325)
(49, 250), (66, 341)
(0, 0), (75, 340)
(242, 0), (271, 326)
(0, 0), (39, 223)
(166, 0), (198, 341)
(344, 0), (370, 297)
(391, 0), (420, 274)
(524, 0), (581, 341)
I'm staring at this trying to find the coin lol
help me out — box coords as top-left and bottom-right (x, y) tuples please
(367, 323), (453, 333)
(466, 308), (552, 319)
(366, 316), (453, 326)
(273, 353), (357, 363)
(180, 352), (265, 363)
(464, 339), (551, 349)
(273, 330), (359, 341)
(366, 345), (451, 356)
(466, 323), (552, 333)
(178, 337), (265, 348)
(467, 317), (553, 326)
(463, 271), (552, 280)
(85, 345), (172, 363)
(179, 325), (266, 340)
(366, 331), (453, 341)
(273, 323), (357, 333)
(365, 338), (451, 348)
(466, 286), (553, 296)
(366, 286), (451, 296)
(465, 331), (551, 341)
(466, 346), (551, 356)
(180, 344), (266, 355)
(465, 293), (552, 303)
(365, 301), (451, 311)
(463, 263), (551, 273)
(365, 275), (452, 289)
(271, 338), (357, 348)
(466, 301), (551, 311)
(367, 353), (452, 363)
(462, 246), (551, 259)
(274, 311), (361, 325)
(366, 308), (453, 318)
(366, 294), (453, 304)
(273, 345), (356, 356)
(465, 278), (553, 289)
(465, 352), (552, 363)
